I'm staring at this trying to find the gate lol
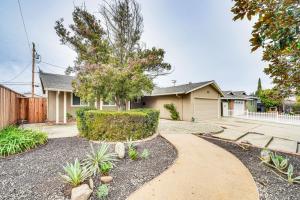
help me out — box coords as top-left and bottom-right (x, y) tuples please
(19, 97), (47, 123)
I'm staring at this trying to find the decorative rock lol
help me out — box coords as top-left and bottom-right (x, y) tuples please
(88, 178), (94, 189)
(115, 142), (125, 159)
(100, 176), (113, 184)
(71, 184), (92, 200)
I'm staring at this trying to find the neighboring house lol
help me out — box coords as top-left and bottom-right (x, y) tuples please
(221, 91), (258, 116)
(39, 72), (117, 124)
(132, 81), (224, 121)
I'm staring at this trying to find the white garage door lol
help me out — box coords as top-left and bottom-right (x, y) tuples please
(234, 100), (245, 116)
(193, 99), (218, 121)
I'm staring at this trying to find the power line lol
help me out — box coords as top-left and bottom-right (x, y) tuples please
(41, 61), (66, 69)
(2, 63), (31, 82)
(17, 0), (31, 53)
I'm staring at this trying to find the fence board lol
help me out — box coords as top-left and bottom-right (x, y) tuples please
(0, 85), (47, 129)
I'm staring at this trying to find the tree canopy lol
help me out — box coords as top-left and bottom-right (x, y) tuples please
(54, 0), (171, 109)
(231, 0), (300, 96)
(258, 89), (282, 110)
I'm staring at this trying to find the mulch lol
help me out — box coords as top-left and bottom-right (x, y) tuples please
(202, 136), (300, 200)
(0, 135), (177, 200)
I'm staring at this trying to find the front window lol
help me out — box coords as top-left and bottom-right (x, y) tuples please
(103, 100), (116, 106)
(72, 93), (88, 106)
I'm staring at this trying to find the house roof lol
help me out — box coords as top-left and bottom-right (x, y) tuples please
(222, 90), (258, 100)
(146, 81), (224, 96)
(40, 71), (74, 92)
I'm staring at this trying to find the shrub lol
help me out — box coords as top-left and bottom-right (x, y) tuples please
(100, 162), (113, 175)
(83, 143), (118, 176)
(164, 103), (180, 120)
(97, 184), (109, 199)
(60, 159), (90, 187)
(76, 106), (96, 137)
(0, 126), (47, 157)
(78, 109), (159, 141)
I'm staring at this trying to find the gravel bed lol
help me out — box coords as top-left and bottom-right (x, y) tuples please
(0, 136), (177, 200)
(202, 137), (300, 200)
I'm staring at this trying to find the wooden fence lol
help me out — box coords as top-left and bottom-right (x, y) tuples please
(0, 85), (47, 129)
(0, 85), (23, 129)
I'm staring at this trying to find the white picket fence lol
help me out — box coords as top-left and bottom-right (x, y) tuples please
(228, 110), (300, 125)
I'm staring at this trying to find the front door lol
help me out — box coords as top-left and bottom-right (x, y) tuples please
(222, 102), (229, 116)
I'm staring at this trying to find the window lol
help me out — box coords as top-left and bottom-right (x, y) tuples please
(71, 93), (88, 106)
(103, 100), (116, 106)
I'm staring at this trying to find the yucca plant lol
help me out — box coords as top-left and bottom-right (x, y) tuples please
(83, 143), (118, 176)
(60, 159), (89, 187)
(271, 153), (288, 171)
(141, 149), (150, 159)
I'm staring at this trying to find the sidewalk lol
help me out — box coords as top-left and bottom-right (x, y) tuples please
(127, 133), (259, 200)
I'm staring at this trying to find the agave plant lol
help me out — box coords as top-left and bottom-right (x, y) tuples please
(83, 143), (118, 176)
(60, 159), (89, 187)
(287, 164), (300, 184)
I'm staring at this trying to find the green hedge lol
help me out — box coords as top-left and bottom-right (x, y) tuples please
(76, 108), (159, 141)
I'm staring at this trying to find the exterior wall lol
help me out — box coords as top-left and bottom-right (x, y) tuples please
(141, 84), (221, 121)
(142, 95), (191, 121)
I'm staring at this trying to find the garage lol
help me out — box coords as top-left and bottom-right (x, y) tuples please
(193, 98), (219, 121)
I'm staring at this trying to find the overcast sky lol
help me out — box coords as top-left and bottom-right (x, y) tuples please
(0, 0), (273, 95)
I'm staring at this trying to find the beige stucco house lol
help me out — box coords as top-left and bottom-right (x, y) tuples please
(132, 81), (224, 121)
(40, 72), (223, 123)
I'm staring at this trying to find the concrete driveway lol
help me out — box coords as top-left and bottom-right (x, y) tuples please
(203, 118), (300, 154)
(23, 123), (78, 138)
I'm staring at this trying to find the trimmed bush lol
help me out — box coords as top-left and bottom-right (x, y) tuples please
(0, 126), (47, 157)
(76, 106), (96, 134)
(77, 109), (159, 141)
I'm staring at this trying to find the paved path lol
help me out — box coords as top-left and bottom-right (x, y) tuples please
(128, 134), (259, 200)
(206, 118), (300, 154)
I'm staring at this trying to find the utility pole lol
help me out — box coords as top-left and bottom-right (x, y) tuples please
(32, 42), (35, 98)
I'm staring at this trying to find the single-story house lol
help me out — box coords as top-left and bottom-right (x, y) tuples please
(40, 72), (223, 123)
(132, 81), (224, 121)
(221, 91), (258, 116)
(40, 72), (119, 124)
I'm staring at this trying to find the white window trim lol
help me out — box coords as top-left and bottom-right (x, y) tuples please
(71, 93), (89, 107)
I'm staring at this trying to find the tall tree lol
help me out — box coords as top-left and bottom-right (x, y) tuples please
(255, 78), (262, 96)
(231, 0), (300, 97)
(55, 1), (171, 110)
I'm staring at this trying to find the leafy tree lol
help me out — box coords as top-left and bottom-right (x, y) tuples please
(55, 1), (171, 110)
(255, 78), (262, 96)
(258, 89), (282, 110)
(231, 0), (300, 96)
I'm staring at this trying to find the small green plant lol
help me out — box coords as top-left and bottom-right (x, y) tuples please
(164, 103), (180, 120)
(191, 117), (195, 122)
(97, 184), (109, 199)
(66, 113), (73, 121)
(260, 149), (300, 185)
(0, 126), (47, 157)
(100, 162), (113, 175)
(141, 149), (150, 159)
(128, 148), (139, 160)
(60, 159), (89, 187)
(83, 143), (118, 176)
(287, 164), (300, 184)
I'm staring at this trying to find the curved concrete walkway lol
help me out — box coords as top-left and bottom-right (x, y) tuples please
(128, 134), (259, 200)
